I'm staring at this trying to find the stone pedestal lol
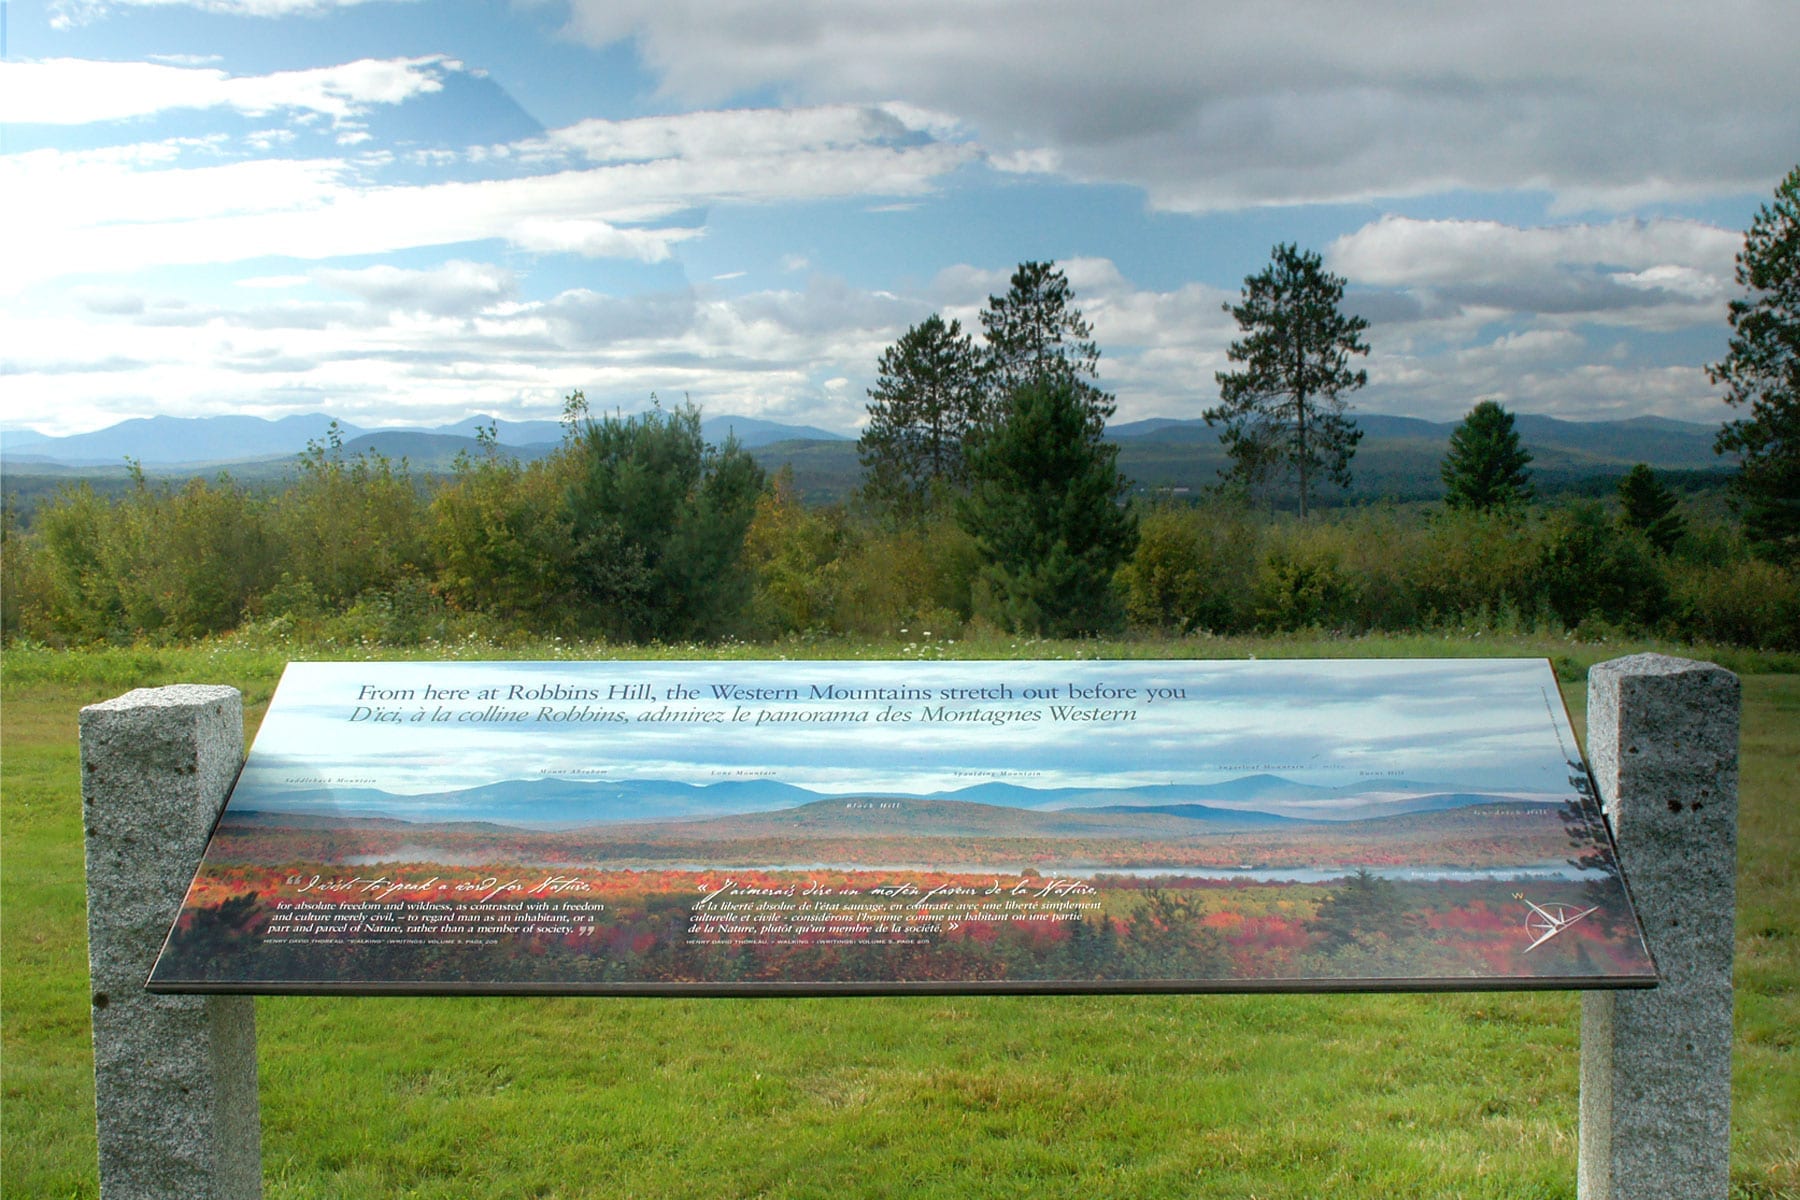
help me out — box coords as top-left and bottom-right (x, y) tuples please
(80, 685), (261, 1200)
(1579, 654), (1739, 1200)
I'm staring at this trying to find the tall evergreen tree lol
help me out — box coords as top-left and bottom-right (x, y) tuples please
(1308, 868), (1413, 952)
(1441, 400), (1534, 511)
(1207, 244), (1370, 519)
(979, 260), (1113, 432)
(565, 400), (765, 641)
(1617, 463), (1686, 554)
(1709, 164), (1800, 565)
(857, 314), (984, 522)
(957, 378), (1137, 636)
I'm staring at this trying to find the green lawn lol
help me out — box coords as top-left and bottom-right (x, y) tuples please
(3, 634), (1795, 1199)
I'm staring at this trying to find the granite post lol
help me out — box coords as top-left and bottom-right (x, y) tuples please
(80, 685), (261, 1200)
(1579, 654), (1739, 1200)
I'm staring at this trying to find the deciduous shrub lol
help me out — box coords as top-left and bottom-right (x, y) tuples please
(1252, 539), (1359, 632)
(1117, 503), (1260, 634)
(16, 473), (274, 644)
(272, 430), (429, 611)
(1668, 557), (1800, 649)
(743, 471), (849, 636)
(430, 442), (581, 630)
(831, 517), (980, 638)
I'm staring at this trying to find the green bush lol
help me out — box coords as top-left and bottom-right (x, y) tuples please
(134, 477), (276, 638)
(564, 402), (765, 641)
(1118, 506), (1212, 632)
(1410, 508), (1547, 629)
(13, 473), (274, 644)
(24, 483), (128, 642)
(1312, 507), (1425, 633)
(1669, 557), (1800, 649)
(1116, 503), (1261, 634)
(272, 430), (430, 611)
(1253, 538), (1359, 632)
(10, 433), (1800, 652)
(831, 516), (981, 638)
(430, 444), (581, 630)
(742, 471), (848, 636)
(330, 571), (462, 646)
(1533, 502), (1670, 630)
(1, 501), (49, 641)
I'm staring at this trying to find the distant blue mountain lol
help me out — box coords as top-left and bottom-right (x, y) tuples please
(702, 415), (850, 447)
(245, 775), (825, 828)
(238, 771), (1545, 828)
(1, 413), (362, 467)
(1085, 802), (1302, 826)
(427, 415), (566, 445)
(1108, 411), (1722, 462)
(944, 774), (1326, 811)
(3, 411), (850, 467)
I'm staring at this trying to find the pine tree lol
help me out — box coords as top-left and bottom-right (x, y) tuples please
(1709, 164), (1800, 565)
(1207, 244), (1369, 518)
(957, 378), (1137, 636)
(1441, 400), (1534, 511)
(1617, 463), (1686, 554)
(1309, 868), (1411, 952)
(979, 260), (1113, 432)
(857, 314), (983, 522)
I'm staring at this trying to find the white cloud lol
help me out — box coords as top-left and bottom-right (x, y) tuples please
(521, 103), (963, 166)
(52, 0), (405, 26)
(558, 0), (1799, 211)
(1367, 352), (1719, 425)
(3, 268), (927, 435)
(0, 55), (454, 125)
(70, 287), (149, 316)
(313, 261), (518, 316)
(1330, 216), (1737, 290)
(1320, 215), (1741, 419)
(5, 244), (1733, 438)
(236, 275), (313, 289)
(0, 101), (975, 293)
(989, 147), (1061, 176)
(1329, 215), (1740, 335)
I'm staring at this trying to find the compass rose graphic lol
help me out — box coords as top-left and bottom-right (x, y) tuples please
(1513, 893), (1598, 952)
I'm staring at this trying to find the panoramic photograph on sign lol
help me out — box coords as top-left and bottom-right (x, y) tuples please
(148, 658), (1656, 994)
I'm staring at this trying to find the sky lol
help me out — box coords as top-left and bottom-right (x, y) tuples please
(236, 659), (1581, 817)
(3, 0), (1797, 438)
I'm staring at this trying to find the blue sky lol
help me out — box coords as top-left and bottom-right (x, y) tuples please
(3, 0), (1796, 437)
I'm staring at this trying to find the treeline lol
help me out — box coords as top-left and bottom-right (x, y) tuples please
(2, 406), (1795, 650)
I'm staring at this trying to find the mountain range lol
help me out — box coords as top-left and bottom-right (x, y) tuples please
(1, 409), (1733, 509)
(239, 771), (1557, 828)
(218, 788), (1575, 874)
(0, 412), (846, 468)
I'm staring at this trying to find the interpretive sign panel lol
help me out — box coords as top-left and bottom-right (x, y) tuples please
(148, 658), (1655, 994)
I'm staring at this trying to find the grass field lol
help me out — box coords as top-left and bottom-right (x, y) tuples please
(3, 632), (1795, 1198)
